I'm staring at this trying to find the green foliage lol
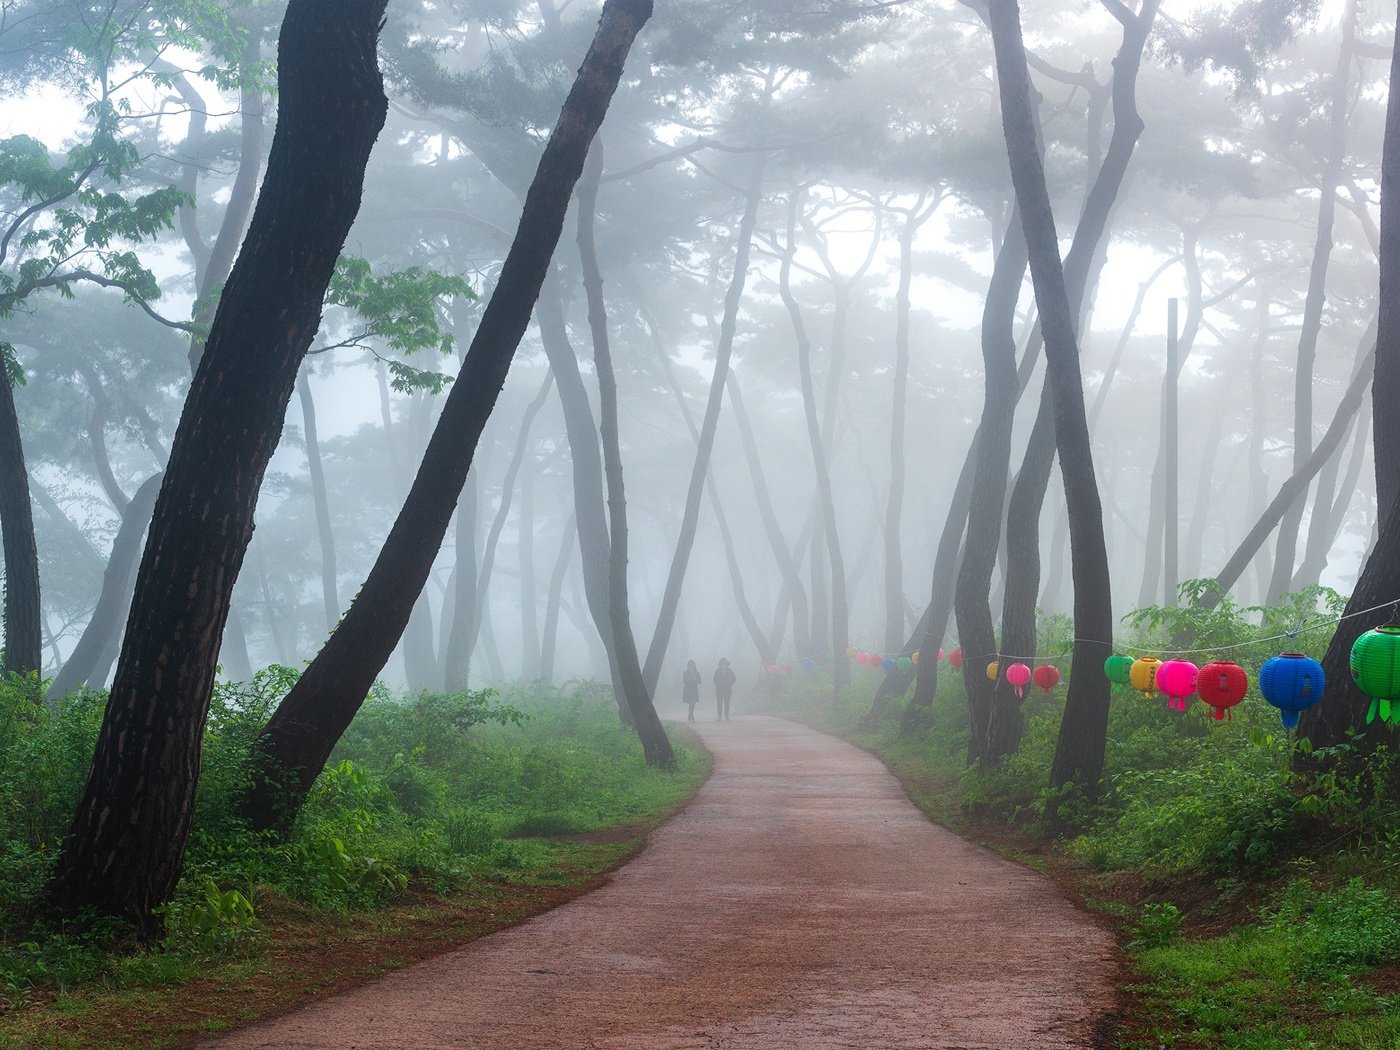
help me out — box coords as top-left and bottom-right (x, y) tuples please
(1131, 901), (1183, 950)
(0, 676), (701, 1007)
(320, 256), (474, 394)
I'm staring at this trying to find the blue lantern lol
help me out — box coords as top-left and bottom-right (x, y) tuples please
(881, 657), (895, 673)
(1258, 653), (1325, 729)
(802, 659), (817, 673)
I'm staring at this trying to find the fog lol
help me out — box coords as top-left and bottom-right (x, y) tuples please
(2, 0), (1386, 705)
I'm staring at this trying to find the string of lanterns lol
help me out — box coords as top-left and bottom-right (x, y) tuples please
(798, 597), (1400, 731)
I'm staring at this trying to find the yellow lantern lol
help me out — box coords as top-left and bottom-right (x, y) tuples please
(986, 659), (1000, 682)
(1129, 656), (1162, 699)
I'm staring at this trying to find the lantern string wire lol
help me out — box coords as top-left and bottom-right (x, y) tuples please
(843, 595), (1400, 666)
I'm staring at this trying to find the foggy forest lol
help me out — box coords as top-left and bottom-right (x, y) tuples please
(5, 0), (1400, 1046)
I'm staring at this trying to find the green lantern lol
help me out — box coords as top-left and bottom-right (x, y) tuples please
(1350, 625), (1400, 725)
(1104, 654), (1133, 686)
(896, 656), (913, 673)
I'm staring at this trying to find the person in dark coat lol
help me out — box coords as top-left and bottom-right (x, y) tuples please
(682, 660), (702, 721)
(714, 657), (737, 721)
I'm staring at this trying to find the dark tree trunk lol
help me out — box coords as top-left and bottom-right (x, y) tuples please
(987, 0), (1116, 805)
(576, 144), (673, 763)
(48, 473), (163, 699)
(0, 373), (40, 680)
(1293, 398), (1370, 590)
(539, 510), (576, 684)
(45, 0), (390, 931)
(243, 0), (654, 833)
(298, 372), (339, 632)
(641, 159), (764, 696)
(1375, 1), (1400, 518)
(1268, 0), (1356, 602)
(955, 209), (1028, 762)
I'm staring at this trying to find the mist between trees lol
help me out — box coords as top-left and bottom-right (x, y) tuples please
(2, 0), (1399, 928)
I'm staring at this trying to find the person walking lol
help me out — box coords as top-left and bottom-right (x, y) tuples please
(714, 657), (737, 721)
(682, 660), (702, 721)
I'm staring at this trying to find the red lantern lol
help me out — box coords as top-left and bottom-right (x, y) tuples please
(1197, 661), (1248, 721)
(1005, 662), (1032, 698)
(766, 664), (780, 675)
(1155, 660), (1199, 712)
(949, 649), (964, 670)
(784, 662), (795, 675)
(1033, 665), (1060, 694)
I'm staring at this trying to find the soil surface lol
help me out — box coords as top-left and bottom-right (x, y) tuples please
(209, 715), (1116, 1049)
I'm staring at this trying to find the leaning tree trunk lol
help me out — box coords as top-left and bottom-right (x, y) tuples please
(1268, 0), (1356, 602)
(243, 0), (658, 833)
(576, 143), (673, 759)
(1292, 399), (1370, 590)
(0, 372), (40, 680)
(45, 0), (391, 931)
(641, 157), (764, 696)
(539, 510), (577, 684)
(1375, 0), (1400, 520)
(984, 0), (1159, 766)
(987, 0), (1115, 807)
(48, 473), (163, 699)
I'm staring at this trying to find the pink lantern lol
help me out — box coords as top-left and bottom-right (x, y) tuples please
(1155, 659), (1199, 712)
(766, 664), (780, 676)
(1005, 662), (1032, 698)
(938, 648), (945, 662)
(857, 651), (869, 665)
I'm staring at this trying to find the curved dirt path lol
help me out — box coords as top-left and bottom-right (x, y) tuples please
(211, 716), (1116, 1049)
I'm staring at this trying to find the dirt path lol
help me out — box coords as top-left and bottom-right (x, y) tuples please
(210, 715), (1116, 1049)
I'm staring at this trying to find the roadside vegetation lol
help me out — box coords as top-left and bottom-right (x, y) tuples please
(771, 588), (1400, 1049)
(0, 677), (706, 1048)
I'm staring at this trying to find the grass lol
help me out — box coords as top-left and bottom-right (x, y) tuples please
(759, 592), (1400, 1048)
(0, 675), (709, 1049)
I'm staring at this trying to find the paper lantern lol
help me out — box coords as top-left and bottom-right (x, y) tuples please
(845, 646), (857, 658)
(766, 664), (779, 675)
(870, 654), (883, 669)
(1197, 661), (1248, 721)
(1104, 654), (1133, 685)
(802, 659), (817, 673)
(1258, 653), (1325, 729)
(1156, 660), (1199, 712)
(1129, 656), (1162, 699)
(881, 657), (895, 672)
(784, 662), (795, 675)
(986, 659), (1000, 682)
(911, 651), (920, 665)
(949, 649), (964, 670)
(857, 651), (869, 665)
(897, 656), (913, 672)
(1350, 625), (1400, 725)
(1033, 665), (1060, 694)
(937, 648), (945, 661)
(1005, 662), (1032, 698)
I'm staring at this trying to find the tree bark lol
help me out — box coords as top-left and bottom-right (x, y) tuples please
(576, 143), (673, 763)
(642, 158), (764, 696)
(243, 0), (655, 832)
(0, 373), (40, 680)
(518, 445), (542, 680)
(987, 0), (1116, 803)
(539, 510), (576, 684)
(48, 473), (163, 699)
(45, 0), (390, 931)
(1375, 0), (1400, 517)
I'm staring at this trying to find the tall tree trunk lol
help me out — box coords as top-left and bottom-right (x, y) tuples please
(298, 371), (339, 633)
(780, 191), (849, 702)
(1375, 0), (1400, 519)
(955, 210), (1028, 761)
(442, 471), (480, 691)
(539, 510), (576, 684)
(0, 373), (40, 680)
(1293, 398), (1371, 590)
(987, 0), (1115, 805)
(641, 158), (764, 696)
(45, 0), (390, 931)
(242, 0), (655, 833)
(518, 425), (542, 681)
(48, 473), (163, 699)
(1268, 0), (1356, 602)
(576, 143), (673, 762)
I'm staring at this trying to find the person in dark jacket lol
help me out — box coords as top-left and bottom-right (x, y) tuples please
(682, 660), (702, 721)
(714, 657), (737, 721)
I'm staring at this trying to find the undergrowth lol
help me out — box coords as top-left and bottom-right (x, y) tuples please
(0, 673), (701, 1013)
